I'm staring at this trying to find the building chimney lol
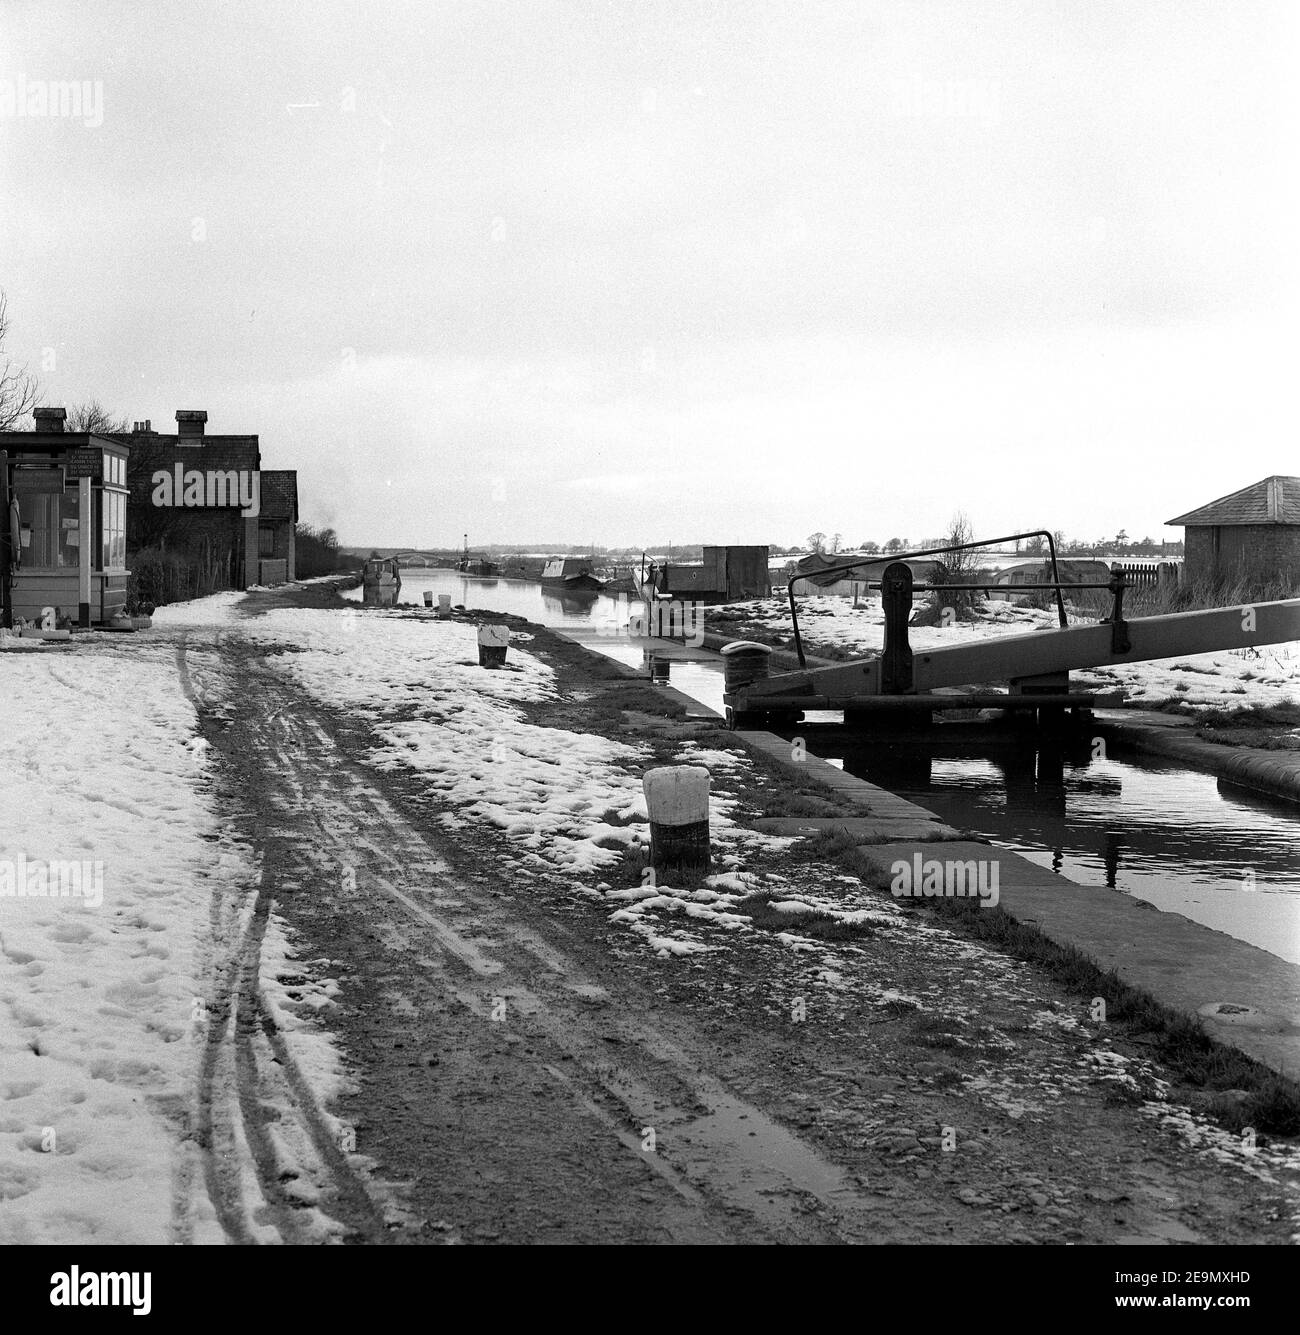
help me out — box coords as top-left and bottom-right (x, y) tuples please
(34, 406), (67, 433)
(176, 410), (207, 439)
(133, 420), (154, 433)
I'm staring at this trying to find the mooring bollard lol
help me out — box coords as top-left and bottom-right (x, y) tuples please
(643, 765), (710, 884)
(477, 623), (510, 668)
(437, 593), (452, 619)
(720, 640), (773, 693)
(422, 590), (433, 607)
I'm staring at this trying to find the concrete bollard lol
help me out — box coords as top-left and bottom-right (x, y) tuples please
(422, 590), (433, 607)
(477, 623), (510, 668)
(643, 765), (710, 884)
(720, 640), (773, 693)
(437, 593), (452, 619)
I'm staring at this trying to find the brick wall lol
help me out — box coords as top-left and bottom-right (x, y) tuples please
(1186, 524), (1300, 589)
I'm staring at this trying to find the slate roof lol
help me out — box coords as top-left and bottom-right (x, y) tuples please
(259, 469), (297, 521)
(1166, 476), (1300, 527)
(122, 433), (260, 504)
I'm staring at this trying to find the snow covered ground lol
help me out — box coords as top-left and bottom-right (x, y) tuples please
(0, 633), (246, 1241)
(0, 600), (348, 1244)
(5, 586), (1296, 1243)
(710, 593), (1300, 711)
(237, 606), (785, 883)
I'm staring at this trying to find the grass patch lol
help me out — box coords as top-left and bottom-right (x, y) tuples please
(851, 858), (1300, 1137)
(733, 890), (875, 942)
(1196, 701), (1300, 731)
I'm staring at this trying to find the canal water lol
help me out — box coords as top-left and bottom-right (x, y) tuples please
(350, 570), (1300, 964)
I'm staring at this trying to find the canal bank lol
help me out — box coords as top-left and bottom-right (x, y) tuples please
(728, 729), (1300, 1079)
(547, 624), (1300, 1080)
(1096, 709), (1300, 806)
(347, 574), (1300, 1083)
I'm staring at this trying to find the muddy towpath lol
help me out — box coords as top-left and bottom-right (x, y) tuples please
(164, 579), (1300, 1244)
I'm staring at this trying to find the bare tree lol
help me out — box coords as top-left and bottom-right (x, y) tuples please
(806, 531), (827, 553)
(931, 511), (980, 618)
(67, 400), (132, 433)
(0, 292), (41, 430)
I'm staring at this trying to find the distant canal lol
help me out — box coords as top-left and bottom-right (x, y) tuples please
(350, 569), (1300, 964)
(343, 568), (637, 629)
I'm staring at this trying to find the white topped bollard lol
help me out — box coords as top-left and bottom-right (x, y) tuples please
(643, 765), (710, 884)
(720, 640), (773, 693)
(437, 593), (452, 619)
(477, 622), (510, 668)
(422, 590), (434, 607)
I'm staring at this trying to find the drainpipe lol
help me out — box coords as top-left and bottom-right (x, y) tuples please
(0, 450), (10, 628)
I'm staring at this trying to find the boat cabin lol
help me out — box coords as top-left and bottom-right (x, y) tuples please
(645, 545), (770, 604)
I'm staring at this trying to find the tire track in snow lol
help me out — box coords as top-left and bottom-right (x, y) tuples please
(172, 632), (391, 1244)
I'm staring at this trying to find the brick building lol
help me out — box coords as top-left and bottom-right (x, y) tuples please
(124, 411), (297, 587)
(1166, 476), (1300, 590)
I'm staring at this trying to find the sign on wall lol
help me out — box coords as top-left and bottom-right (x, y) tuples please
(64, 448), (102, 480)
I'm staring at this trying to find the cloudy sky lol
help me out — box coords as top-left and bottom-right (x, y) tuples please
(2, 1), (1296, 550)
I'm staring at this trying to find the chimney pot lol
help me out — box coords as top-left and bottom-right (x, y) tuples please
(34, 406), (67, 432)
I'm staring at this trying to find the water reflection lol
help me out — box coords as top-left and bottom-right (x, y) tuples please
(645, 651), (671, 683)
(541, 588), (603, 619)
(829, 733), (1299, 961)
(362, 586), (400, 608)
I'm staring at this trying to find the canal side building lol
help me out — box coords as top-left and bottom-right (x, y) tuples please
(1, 407), (131, 628)
(123, 411), (298, 587)
(1166, 475), (1300, 590)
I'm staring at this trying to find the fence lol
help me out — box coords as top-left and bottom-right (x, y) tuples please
(1109, 560), (1182, 589)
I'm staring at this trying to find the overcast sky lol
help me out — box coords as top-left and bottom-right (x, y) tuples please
(2, 1), (1296, 550)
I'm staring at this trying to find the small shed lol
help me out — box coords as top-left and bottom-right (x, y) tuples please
(1166, 476), (1300, 590)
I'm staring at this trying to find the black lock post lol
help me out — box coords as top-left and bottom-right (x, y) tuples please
(881, 561), (915, 694)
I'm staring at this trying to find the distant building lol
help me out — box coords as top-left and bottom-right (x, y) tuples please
(258, 469), (298, 585)
(123, 411), (297, 586)
(1166, 476), (1300, 589)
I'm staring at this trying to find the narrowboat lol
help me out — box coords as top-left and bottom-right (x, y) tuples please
(540, 556), (605, 594)
(362, 553), (402, 590)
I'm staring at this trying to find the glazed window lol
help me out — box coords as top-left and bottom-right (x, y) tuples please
(101, 489), (126, 570)
(13, 469), (79, 569)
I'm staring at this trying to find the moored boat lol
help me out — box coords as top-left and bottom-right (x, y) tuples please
(362, 553), (402, 590)
(540, 556), (605, 594)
